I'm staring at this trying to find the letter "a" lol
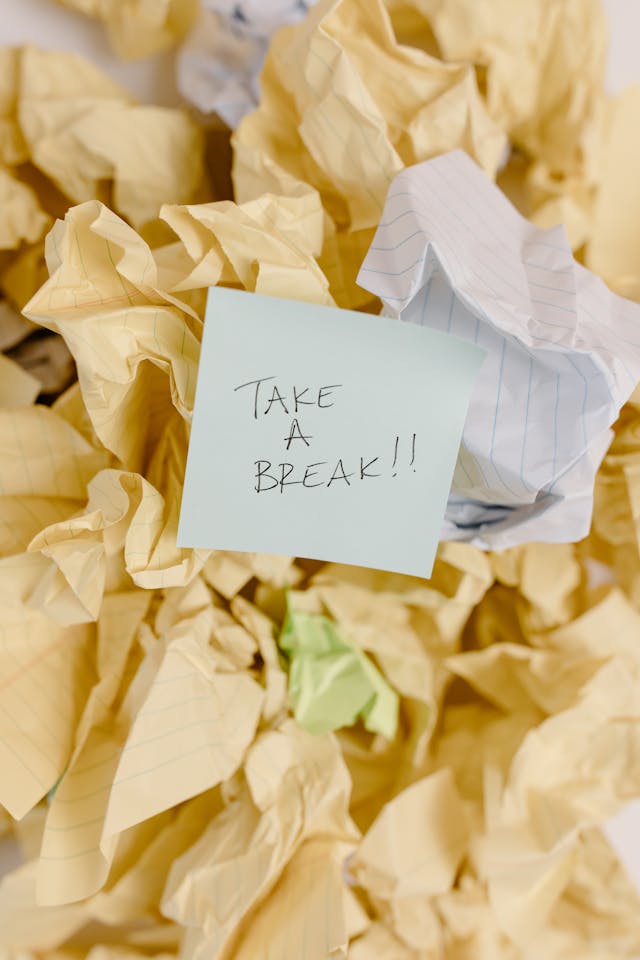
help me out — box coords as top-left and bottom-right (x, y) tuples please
(283, 418), (312, 450)
(327, 458), (353, 487)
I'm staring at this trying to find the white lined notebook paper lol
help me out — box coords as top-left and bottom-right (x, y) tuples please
(358, 149), (640, 548)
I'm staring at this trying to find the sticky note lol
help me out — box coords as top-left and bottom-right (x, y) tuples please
(178, 288), (485, 578)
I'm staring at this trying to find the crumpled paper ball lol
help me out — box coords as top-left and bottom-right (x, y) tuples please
(0, 46), (206, 309)
(358, 150), (640, 549)
(0, 44), (207, 400)
(177, 0), (319, 127)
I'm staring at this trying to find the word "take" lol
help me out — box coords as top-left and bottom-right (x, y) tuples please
(234, 377), (342, 419)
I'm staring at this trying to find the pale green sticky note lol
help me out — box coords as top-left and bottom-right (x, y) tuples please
(178, 287), (485, 578)
(278, 599), (399, 739)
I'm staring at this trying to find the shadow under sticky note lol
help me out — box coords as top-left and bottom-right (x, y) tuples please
(178, 287), (485, 579)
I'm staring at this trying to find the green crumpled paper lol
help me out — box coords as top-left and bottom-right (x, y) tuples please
(278, 596), (399, 739)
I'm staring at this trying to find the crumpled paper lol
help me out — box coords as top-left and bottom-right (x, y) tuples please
(358, 149), (640, 549)
(587, 85), (640, 294)
(10, 158), (640, 955)
(0, 353), (40, 407)
(0, 45), (205, 262)
(55, 0), (199, 59)
(15, 46), (204, 234)
(421, 0), (606, 250)
(162, 720), (361, 960)
(231, 0), (607, 312)
(232, 0), (507, 309)
(2, 0), (640, 956)
(177, 0), (319, 128)
(0, 166), (50, 250)
(417, 0), (606, 174)
(279, 590), (399, 738)
(0, 44), (207, 399)
(0, 219), (638, 960)
(24, 191), (330, 470)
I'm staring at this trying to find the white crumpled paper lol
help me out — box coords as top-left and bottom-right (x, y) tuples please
(358, 149), (640, 549)
(176, 0), (318, 127)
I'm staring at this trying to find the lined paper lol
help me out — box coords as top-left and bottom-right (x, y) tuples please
(230, 837), (351, 960)
(358, 149), (640, 548)
(37, 590), (151, 905)
(102, 623), (263, 838)
(0, 405), (111, 820)
(162, 721), (358, 960)
(37, 600), (263, 905)
(0, 602), (93, 820)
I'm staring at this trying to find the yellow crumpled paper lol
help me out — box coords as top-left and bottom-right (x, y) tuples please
(418, 0), (606, 175)
(0, 43), (206, 398)
(233, 0), (507, 309)
(55, 0), (199, 60)
(0, 166), (50, 251)
(232, 0), (607, 308)
(587, 85), (640, 295)
(2, 0), (640, 957)
(423, 0), (607, 252)
(0, 45), (206, 312)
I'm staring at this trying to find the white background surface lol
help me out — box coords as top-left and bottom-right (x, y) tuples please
(1, 0), (640, 913)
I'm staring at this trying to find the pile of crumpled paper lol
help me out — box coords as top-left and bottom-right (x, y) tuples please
(2, 1), (640, 958)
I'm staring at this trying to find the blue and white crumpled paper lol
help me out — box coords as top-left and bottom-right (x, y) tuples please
(177, 0), (317, 127)
(358, 149), (640, 549)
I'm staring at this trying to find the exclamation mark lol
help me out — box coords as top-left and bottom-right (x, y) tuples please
(410, 433), (416, 472)
(391, 436), (399, 477)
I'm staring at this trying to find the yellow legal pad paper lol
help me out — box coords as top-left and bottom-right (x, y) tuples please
(178, 288), (485, 578)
